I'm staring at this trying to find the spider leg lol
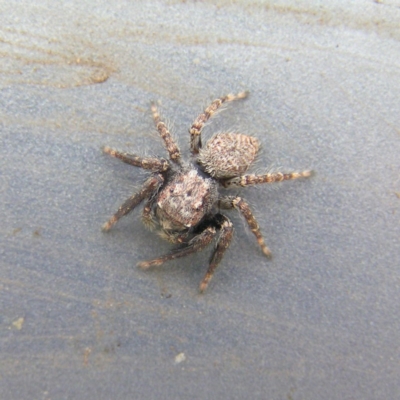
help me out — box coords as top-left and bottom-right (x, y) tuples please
(103, 146), (169, 172)
(219, 196), (271, 257)
(138, 214), (234, 293)
(137, 224), (217, 269)
(199, 214), (234, 293)
(151, 102), (181, 164)
(221, 170), (312, 188)
(102, 174), (164, 232)
(190, 91), (248, 154)
(141, 198), (157, 231)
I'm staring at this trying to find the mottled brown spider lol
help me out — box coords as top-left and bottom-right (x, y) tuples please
(102, 92), (312, 292)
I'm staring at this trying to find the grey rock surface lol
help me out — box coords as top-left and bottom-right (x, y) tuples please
(1, 1), (399, 399)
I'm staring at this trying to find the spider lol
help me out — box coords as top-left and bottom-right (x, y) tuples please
(102, 92), (312, 292)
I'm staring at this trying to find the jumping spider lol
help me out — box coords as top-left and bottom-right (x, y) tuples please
(102, 92), (311, 292)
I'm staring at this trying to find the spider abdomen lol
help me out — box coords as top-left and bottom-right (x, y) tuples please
(198, 132), (260, 179)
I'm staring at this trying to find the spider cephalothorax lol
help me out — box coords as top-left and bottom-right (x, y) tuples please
(102, 92), (311, 292)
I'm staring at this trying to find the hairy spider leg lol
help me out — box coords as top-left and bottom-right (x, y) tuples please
(219, 196), (271, 257)
(221, 170), (313, 188)
(199, 215), (234, 293)
(102, 174), (164, 232)
(151, 102), (181, 164)
(189, 91), (248, 154)
(141, 197), (157, 230)
(138, 214), (234, 293)
(137, 225), (217, 269)
(103, 146), (170, 172)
